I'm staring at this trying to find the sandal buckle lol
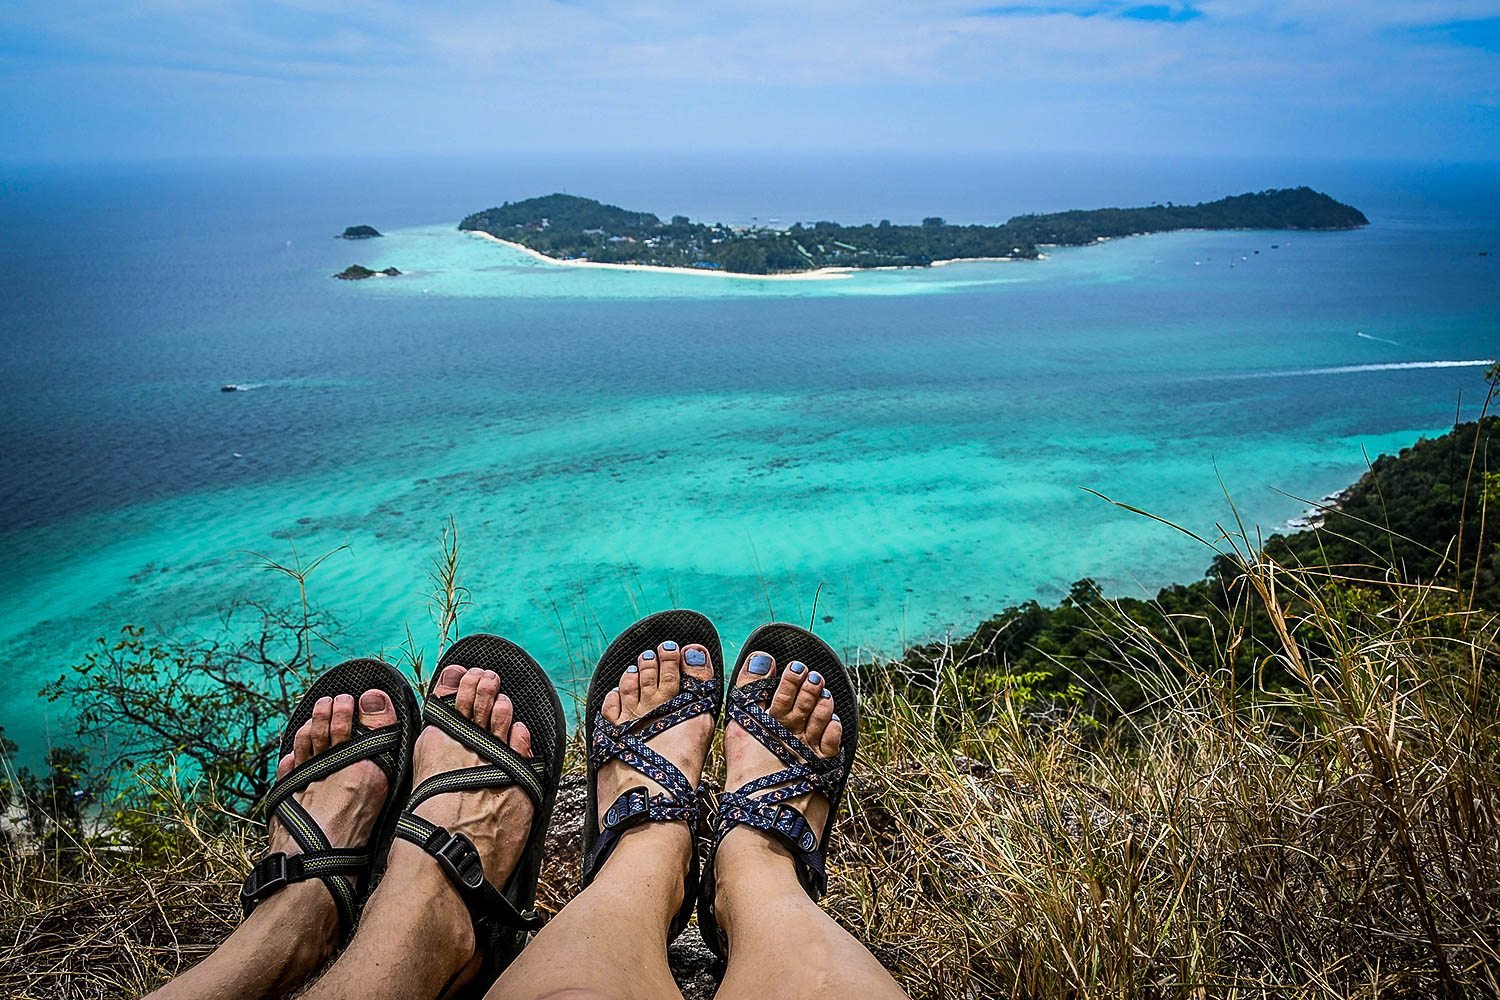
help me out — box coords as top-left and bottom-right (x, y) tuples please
(432, 831), (486, 891)
(241, 852), (291, 905)
(773, 804), (817, 854)
(603, 786), (651, 830)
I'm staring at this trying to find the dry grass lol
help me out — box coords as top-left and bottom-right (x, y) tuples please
(835, 560), (1500, 998)
(3, 556), (1498, 998)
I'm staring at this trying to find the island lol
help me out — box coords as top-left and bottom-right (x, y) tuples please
(338, 225), (383, 239)
(458, 188), (1368, 276)
(334, 265), (401, 280)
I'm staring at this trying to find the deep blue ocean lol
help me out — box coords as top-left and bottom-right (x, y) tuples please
(1, 153), (1496, 761)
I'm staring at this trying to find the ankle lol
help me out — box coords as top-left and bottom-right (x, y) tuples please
(243, 880), (341, 952)
(368, 846), (479, 965)
(591, 822), (695, 917)
(712, 828), (808, 930)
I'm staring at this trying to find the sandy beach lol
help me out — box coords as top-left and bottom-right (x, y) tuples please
(466, 231), (856, 281)
(467, 231), (1044, 277)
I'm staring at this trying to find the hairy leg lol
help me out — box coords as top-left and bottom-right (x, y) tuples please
(145, 690), (398, 1000)
(299, 665), (536, 999)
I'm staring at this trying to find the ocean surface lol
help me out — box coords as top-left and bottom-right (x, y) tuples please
(1, 153), (1496, 761)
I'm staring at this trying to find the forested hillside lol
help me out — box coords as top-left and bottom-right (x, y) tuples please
(459, 187), (1368, 274)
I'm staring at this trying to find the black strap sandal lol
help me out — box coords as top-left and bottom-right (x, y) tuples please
(241, 658), (420, 939)
(697, 623), (860, 962)
(391, 634), (566, 997)
(582, 609), (724, 941)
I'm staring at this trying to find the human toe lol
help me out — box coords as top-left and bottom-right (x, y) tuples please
(489, 693), (514, 740)
(602, 686), (623, 724)
(473, 670), (501, 727)
(769, 657), (804, 715)
(330, 694), (356, 745)
(293, 719), (314, 764)
(787, 670), (824, 727)
(682, 644), (713, 682)
(620, 658), (642, 710)
(358, 689), (397, 729)
(510, 720), (532, 757)
(805, 688), (835, 745)
(434, 663), (467, 697)
(820, 716), (844, 758)
(455, 667), (483, 716)
(636, 647), (660, 693)
(310, 696), (334, 755)
(656, 640), (681, 691)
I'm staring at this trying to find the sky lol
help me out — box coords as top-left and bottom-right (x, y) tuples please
(1, 0), (1498, 163)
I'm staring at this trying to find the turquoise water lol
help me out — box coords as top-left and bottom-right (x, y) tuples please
(2, 154), (1496, 760)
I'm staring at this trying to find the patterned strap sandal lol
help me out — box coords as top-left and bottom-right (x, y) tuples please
(582, 609), (724, 941)
(241, 658), (420, 939)
(697, 623), (860, 962)
(391, 634), (566, 996)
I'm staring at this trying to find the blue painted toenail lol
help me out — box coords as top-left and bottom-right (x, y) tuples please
(808, 671), (823, 685)
(641, 650), (656, 661)
(821, 688), (832, 699)
(747, 653), (773, 675)
(684, 649), (707, 666)
(626, 664), (639, 674)
(661, 640), (678, 651)
(789, 660), (806, 675)
(831, 713), (841, 722)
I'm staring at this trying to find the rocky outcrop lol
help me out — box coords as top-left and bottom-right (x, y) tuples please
(334, 265), (401, 280)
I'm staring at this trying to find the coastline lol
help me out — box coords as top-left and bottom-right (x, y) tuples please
(466, 231), (855, 281)
(466, 231), (1039, 279)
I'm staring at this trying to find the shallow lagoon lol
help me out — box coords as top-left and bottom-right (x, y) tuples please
(1, 154), (1495, 757)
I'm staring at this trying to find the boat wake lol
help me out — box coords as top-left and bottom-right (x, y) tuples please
(1356, 331), (1400, 346)
(1216, 359), (1494, 381)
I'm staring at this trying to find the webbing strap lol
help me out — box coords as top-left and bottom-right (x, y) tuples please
(393, 813), (542, 932)
(709, 680), (847, 899)
(251, 725), (403, 932)
(424, 696), (547, 806)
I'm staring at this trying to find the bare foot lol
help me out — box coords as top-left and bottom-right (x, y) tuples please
(268, 688), (398, 872)
(597, 639), (717, 827)
(404, 666), (536, 957)
(720, 652), (844, 861)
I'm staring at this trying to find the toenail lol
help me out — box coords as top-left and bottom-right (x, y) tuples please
(684, 648), (707, 666)
(641, 650), (656, 661)
(821, 688), (832, 699)
(748, 653), (773, 675)
(808, 672), (823, 685)
(661, 640), (678, 651)
(626, 664), (639, 674)
(832, 713), (841, 722)
(359, 690), (388, 712)
(789, 661), (807, 675)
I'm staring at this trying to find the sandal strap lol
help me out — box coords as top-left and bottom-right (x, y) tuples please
(424, 696), (548, 806)
(251, 725), (404, 933)
(263, 726), (403, 817)
(394, 813), (542, 932)
(583, 673), (716, 938)
(409, 761), (551, 813)
(395, 689), (556, 940)
(586, 674), (716, 815)
(241, 847), (368, 916)
(582, 783), (700, 885)
(715, 791), (827, 896)
(707, 680), (849, 901)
